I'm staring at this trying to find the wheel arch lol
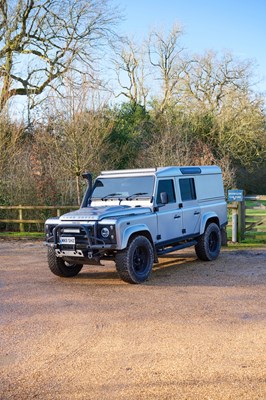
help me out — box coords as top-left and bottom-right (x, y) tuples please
(120, 224), (154, 249)
(200, 212), (220, 234)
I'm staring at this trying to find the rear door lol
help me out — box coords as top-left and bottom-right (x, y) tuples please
(176, 177), (201, 237)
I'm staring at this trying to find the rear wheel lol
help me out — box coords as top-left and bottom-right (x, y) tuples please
(115, 235), (154, 284)
(195, 222), (221, 261)
(47, 247), (83, 277)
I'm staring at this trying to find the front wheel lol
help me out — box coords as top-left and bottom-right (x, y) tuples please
(115, 235), (154, 284)
(195, 223), (221, 261)
(47, 247), (83, 277)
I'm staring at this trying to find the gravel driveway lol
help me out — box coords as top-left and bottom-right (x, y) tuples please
(0, 240), (265, 399)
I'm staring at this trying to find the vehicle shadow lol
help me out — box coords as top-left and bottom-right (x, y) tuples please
(65, 249), (266, 287)
(72, 251), (200, 285)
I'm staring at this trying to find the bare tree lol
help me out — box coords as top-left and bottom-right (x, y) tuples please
(0, 115), (23, 175)
(35, 74), (114, 204)
(180, 51), (266, 166)
(113, 38), (149, 107)
(218, 91), (266, 165)
(183, 51), (252, 112)
(0, 0), (118, 113)
(148, 23), (186, 113)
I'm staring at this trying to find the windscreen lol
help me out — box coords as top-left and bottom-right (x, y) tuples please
(91, 176), (154, 200)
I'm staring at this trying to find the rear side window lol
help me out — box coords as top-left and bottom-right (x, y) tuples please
(156, 179), (176, 204)
(179, 178), (196, 201)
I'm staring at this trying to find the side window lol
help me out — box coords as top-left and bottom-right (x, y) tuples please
(179, 178), (196, 201)
(156, 179), (176, 204)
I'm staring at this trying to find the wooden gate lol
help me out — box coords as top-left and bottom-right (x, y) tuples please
(228, 195), (266, 242)
(244, 195), (266, 241)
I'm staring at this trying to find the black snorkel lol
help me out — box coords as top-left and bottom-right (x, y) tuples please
(80, 172), (93, 208)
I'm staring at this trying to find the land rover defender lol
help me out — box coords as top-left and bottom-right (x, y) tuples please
(45, 166), (227, 283)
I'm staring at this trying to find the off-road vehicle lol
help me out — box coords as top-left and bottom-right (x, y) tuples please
(45, 166), (227, 283)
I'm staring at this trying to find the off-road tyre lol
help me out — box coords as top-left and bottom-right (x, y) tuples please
(47, 247), (83, 277)
(195, 222), (221, 261)
(115, 235), (154, 284)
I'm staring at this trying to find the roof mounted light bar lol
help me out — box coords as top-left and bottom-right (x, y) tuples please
(101, 168), (156, 175)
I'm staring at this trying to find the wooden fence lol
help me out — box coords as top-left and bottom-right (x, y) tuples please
(0, 196), (266, 242)
(0, 205), (77, 233)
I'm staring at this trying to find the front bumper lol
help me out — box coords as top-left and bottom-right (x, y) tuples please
(46, 223), (116, 261)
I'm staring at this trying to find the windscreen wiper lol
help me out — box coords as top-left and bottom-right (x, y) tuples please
(126, 192), (148, 200)
(101, 192), (123, 201)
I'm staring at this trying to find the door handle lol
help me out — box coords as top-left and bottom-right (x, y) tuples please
(174, 215), (181, 219)
(194, 211), (200, 215)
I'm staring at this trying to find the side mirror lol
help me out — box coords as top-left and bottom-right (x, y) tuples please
(160, 192), (169, 205)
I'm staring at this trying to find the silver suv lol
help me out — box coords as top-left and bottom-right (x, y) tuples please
(45, 166), (227, 284)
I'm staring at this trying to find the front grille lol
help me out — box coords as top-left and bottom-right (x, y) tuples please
(57, 225), (96, 248)
(53, 223), (114, 249)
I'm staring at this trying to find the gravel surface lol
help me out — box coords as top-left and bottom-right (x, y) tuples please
(0, 240), (265, 399)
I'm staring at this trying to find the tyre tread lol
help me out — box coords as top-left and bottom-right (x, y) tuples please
(195, 223), (221, 261)
(115, 235), (153, 284)
(47, 247), (83, 277)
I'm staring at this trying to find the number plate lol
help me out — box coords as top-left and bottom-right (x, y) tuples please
(60, 237), (75, 245)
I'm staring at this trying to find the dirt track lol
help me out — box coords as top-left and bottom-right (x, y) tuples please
(0, 240), (265, 400)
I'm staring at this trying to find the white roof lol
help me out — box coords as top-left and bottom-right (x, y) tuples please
(100, 166), (221, 178)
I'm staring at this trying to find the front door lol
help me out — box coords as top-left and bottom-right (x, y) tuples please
(155, 178), (182, 243)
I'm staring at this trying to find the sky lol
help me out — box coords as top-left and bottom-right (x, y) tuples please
(10, 0), (266, 119)
(114, 0), (266, 92)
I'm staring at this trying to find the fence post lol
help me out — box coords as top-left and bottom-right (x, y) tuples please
(56, 209), (61, 217)
(237, 199), (245, 242)
(19, 205), (25, 232)
(232, 206), (238, 243)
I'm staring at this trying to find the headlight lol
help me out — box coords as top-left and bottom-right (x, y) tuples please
(99, 225), (116, 243)
(101, 227), (110, 238)
(45, 224), (55, 240)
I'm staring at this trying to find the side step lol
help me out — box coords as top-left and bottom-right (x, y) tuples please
(156, 240), (197, 256)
